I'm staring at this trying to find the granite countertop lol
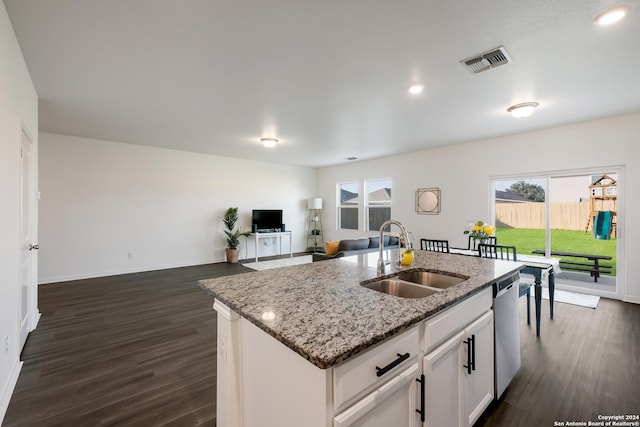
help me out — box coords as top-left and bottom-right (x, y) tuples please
(199, 250), (523, 369)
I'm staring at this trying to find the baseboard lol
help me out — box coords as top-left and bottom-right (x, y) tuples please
(38, 257), (223, 284)
(622, 295), (640, 304)
(31, 311), (41, 331)
(0, 360), (23, 424)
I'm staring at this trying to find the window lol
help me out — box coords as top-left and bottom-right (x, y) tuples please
(366, 179), (392, 232)
(338, 182), (359, 230)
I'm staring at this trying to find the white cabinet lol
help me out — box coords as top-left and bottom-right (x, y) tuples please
(213, 286), (494, 427)
(464, 311), (494, 426)
(423, 310), (494, 427)
(333, 363), (420, 427)
(333, 328), (421, 427)
(423, 330), (465, 427)
(335, 288), (494, 427)
(334, 327), (419, 412)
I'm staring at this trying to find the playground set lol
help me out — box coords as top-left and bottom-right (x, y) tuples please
(585, 174), (617, 240)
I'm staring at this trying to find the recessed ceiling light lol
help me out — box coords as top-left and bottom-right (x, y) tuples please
(507, 102), (539, 118)
(408, 84), (424, 95)
(260, 137), (278, 148)
(594, 5), (630, 26)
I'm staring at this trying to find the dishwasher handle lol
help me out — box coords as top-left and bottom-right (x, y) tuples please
(494, 273), (520, 298)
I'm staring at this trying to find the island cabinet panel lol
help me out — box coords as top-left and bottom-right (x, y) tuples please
(333, 363), (420, 427)
(333, 327), (419, 412)
(240, 318), (332, 427)
(422, 307), (494, 427)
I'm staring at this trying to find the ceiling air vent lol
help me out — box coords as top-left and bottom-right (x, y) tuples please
(461, 46), (512, 74)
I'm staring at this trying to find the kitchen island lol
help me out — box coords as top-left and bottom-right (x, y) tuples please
(199, 250), (523, 427)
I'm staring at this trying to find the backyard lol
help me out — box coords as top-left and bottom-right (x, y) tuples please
(495, 227), (617, 276)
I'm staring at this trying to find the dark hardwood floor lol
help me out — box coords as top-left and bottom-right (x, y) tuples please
(477, 294), (640, 427)
(3, 260), (639, 427)
(3, 262), (252, 427)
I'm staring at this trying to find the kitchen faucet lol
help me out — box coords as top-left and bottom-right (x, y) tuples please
(377, 219), (410, 275)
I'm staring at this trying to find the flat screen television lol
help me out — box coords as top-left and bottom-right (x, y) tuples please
(252, 209), (283, 232)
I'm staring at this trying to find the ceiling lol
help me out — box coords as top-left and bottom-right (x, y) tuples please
(5, 0), (640, 168)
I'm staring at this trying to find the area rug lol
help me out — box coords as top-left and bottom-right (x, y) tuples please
(243, 255), (313, 271)
(529, 287), (600, 309)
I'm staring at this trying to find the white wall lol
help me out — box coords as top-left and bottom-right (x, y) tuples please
(38, 133), (316, 283)
(0, 2), (38, 421)
(317, 112), (640, 303)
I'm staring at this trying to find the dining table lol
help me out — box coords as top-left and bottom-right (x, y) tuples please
(448, 248), (561, 336)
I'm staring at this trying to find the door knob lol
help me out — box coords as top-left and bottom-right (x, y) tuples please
(29, 244), (39, 250)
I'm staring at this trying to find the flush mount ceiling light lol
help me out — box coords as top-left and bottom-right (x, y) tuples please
(594, 5), (631, 25)
(260, 137), (278, 148)
(507, 102), (539, 118)
(408, 84), (424, 95)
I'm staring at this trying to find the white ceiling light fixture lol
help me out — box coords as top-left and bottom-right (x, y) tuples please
(408, 84), (424, 95)
(594, 5), (631, 26)
(507, 102), (539, 118)
(260, 137), (278, 148)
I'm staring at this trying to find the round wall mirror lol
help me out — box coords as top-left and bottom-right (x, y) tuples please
(416, 188), (441, 214)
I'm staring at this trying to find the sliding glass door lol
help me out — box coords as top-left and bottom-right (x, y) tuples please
(493, 171), (619, 292)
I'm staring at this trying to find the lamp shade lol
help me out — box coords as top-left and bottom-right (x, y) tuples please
(308, 198), (323, 210)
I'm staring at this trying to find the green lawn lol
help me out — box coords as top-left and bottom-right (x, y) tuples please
(494, 228), (617, 276)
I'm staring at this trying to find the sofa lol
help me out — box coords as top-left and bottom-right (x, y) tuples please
(312, 235), (399, 262)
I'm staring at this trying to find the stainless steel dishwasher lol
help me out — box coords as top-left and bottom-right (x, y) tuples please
(493, 272), (521, 399)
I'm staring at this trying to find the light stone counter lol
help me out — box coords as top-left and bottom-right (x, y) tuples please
(199, 249), (523, 369)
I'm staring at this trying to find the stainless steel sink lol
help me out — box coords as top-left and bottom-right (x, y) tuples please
(361, 269), (470, 298)
(361, 279), (442, 298)
(393, 270), (468, 289)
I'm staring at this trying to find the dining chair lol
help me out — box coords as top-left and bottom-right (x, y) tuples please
(478, 243), (532, 325)
(467, 235), (497, 250)
(420, 238), (450, 253)
(477, 243), (516, 261)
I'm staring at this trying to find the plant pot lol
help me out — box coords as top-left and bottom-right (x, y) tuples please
(226, 248), (239, 263)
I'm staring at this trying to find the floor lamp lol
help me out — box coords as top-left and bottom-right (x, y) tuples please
(308, 198), (323, 252)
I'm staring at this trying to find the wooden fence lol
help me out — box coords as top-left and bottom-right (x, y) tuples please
(496, 201), (616, 230)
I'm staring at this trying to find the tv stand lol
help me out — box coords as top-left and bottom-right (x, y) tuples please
(251, 231), (292, 262)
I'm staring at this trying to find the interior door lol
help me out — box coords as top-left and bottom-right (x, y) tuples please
(19, 129), (35, 351)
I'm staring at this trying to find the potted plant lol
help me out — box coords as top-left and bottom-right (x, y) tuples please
(223, 207), (250, 263)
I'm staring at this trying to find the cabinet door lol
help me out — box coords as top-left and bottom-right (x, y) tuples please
(423, 331), (464, 427)
(463, 311), (494, 427)
(334, 363), (420, 427)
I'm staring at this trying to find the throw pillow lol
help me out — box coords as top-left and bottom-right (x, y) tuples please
(325, 241), (339, 256)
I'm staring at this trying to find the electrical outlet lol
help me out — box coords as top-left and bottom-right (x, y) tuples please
(127, 252), (134, 259)
(219, 332), (227, 361)
(4, 336), (8, 354)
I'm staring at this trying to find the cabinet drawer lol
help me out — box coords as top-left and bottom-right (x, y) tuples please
(333, 326), (419, 412)
(423, 287), (492, 354)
